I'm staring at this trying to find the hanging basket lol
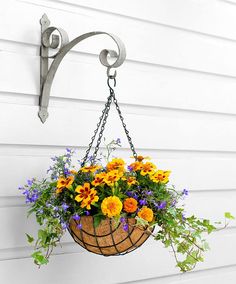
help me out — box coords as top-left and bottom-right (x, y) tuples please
(68, 216), (154, 256)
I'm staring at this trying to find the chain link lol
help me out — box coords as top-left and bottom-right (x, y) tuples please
(81, 73), (138, 165)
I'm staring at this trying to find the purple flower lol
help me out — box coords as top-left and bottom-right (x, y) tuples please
(182, 213), (186, 221)
(37, 208), (44, 214)
(53, 206), (59, 211)
(62, 203), (69, 211)
(182, 189), (189, 196)
(61, 222), (68, 230)
(139, 199), (147, 206)
(123, 223), (129, 232)
(31, 193), (39, 202)
(18, 186), (24, 191)
(73, 214), (81, 221)
(116, 138), (121, 144)
(127, 165), (133, 172)
(145, 190), (153, 196)
(51, 156), (57, 161)
(47, 166), (53, 174)
(76, 223), (82, 230)
(120, 217), (126, 223)
(133, 193), (138, 200)
(126, 191), (133, 197)
(66, 148), (72, 153)
(63, 168), (70, 176)
(85, 210), (90, 216)
(158, 201), (167, 210)
(154, 201), (167, 210)
(27, 179), (33, 186)
(22, 189), (30, 196)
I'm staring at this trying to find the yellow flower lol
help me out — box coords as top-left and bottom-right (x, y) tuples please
(56, 176), (74, 194)
(140, 162), (156, 176)
(75, 183), (93, 202)
(107, 158), (125, 172)
(136, 155), (151, 162)
(70, 169), (77, 175)
(151, 170), (171, 184)
(81, 191), (99, 210)
(92, 172), (106, 187)
(138, 207), (154, 222)
(75, 183), (99, 210)
(129, 161), (144, 171)
(127, 176), (137, 186)
(101, 196), (123, 218)
(80, 165), (101, 173)
(104, 170), (123, 186)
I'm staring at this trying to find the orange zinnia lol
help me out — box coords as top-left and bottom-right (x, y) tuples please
(138, 207), (154, 222)
(123, 198), (138, 213)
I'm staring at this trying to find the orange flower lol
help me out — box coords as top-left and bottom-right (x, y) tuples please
(92, 172), (106, 187)
(80, 165), (101, 173)
(107, 158), (125, 172)
(136, 155), (150, 162)
(70, 169), (77, 175)
(56, 176), (74, 194)
(138, 207), (154, 222)
(129, 161), (143, 171)
(151, 170), (171, 184)
(104, 170), (123, 186)
(140, 162), (156, 176)
(123, 198), (138, 213)
(101, 196), (123, 217)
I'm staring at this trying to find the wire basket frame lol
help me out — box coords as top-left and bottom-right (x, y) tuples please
(68, 216), (154, 256)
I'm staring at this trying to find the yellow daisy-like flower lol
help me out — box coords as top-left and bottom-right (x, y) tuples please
(151, 170), (171, 184)
(127, 176), (137, 186)
(92, 172), (106, 187)
(107, 158), (125, 172)
(75, 183), (99, 210)
(140, 162), (156, 176)
(104, 170), (123, 186)
(129, 161), (144, 171)
(80, 165), (101, 173)
(138, 207), (154, 222)
(81, 190), (99, 210)
(56, 176), (74, 194)
(75, 183), (93, 202)
(101, 196), (123, 218)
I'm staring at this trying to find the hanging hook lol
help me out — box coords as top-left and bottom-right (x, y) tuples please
(107, 67), (117, 79)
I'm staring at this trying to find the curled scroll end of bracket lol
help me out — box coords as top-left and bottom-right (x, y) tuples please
(41, 27), (69, 58)
(38, 108), (49, 123)
(99, 46), (126, 69)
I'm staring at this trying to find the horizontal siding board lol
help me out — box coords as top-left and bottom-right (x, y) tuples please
(125, 264), (236, 284)
(2, 1), (236, 77)
(0, 192), (235, 250)
(49, 0), (236, 41)
(0, 229), (236, 284)
(0, 102), (236, 151)
(2, 51), (236, 115)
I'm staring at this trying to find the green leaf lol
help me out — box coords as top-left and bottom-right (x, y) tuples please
(31, 251), (49, 265)
(93, 214), (105, 228)
(26, 233), (34, 244)
(224, 212), (235, 220)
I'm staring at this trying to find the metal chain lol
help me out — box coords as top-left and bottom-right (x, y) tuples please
(82, 71), (138, 165)
(108, 79), (138, 160)
(81, 94), (113, 166)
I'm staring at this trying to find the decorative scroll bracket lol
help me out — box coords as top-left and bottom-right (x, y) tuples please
(39, 14), (126, 123)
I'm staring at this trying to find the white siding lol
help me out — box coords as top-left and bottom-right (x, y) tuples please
(0, 0), (236, 283)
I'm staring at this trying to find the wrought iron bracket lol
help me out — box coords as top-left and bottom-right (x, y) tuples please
(39, 14), (126, 123)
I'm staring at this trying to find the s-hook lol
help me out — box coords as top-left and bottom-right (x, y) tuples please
(39, 14), (126, 123)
